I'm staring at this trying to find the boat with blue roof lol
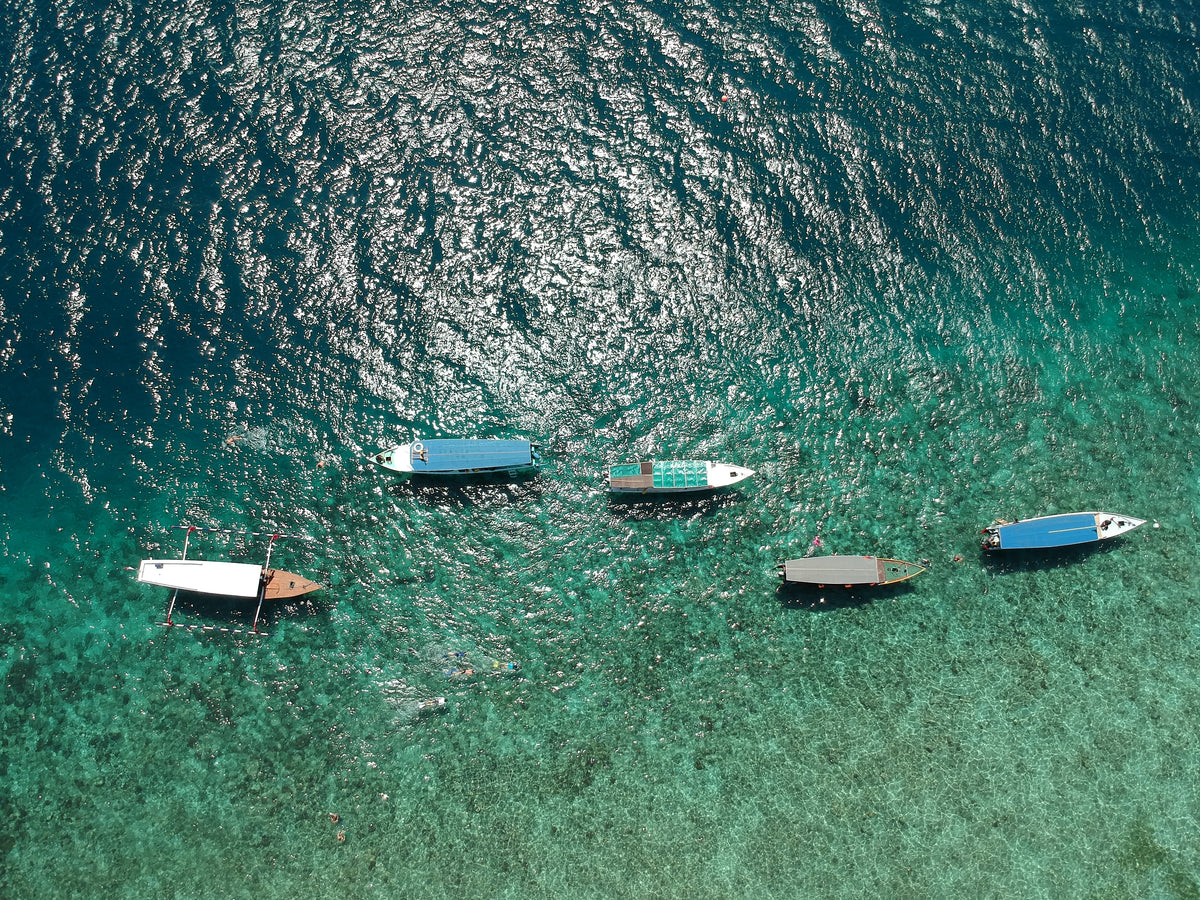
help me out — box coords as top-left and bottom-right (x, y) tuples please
(981, 511), (1145, 551)
(606, 459), (754, 494)
(372, 439), (540, 478)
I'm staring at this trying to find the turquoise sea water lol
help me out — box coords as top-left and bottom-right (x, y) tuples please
(2, 0), (1200, 895)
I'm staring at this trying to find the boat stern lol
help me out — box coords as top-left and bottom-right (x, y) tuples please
(981, 526), (1002, 551)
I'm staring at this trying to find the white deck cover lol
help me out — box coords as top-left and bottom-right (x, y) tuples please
(138, 559), (263, 598)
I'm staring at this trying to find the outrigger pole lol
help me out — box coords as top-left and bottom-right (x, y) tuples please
(163, 525), (197, 627)
(251, 533), (281, 634)
(159, 523), (272, 635)
(170, 524), (313, 542)
(150, 525), (319, 637)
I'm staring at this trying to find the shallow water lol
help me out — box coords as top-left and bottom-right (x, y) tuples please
(2, 0), (1200, 895)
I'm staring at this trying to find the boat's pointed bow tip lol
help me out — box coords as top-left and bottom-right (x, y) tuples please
(1102, 513), (1147, 532)
(368, 445), (399, 464)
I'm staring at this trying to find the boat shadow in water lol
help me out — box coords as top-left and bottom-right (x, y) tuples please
(161, 588), (328, 634)
(606, 491), (745, 521)
(778, 580), (920, 612)
(385, 473), (543, 507)
(981, 540), (1123, 574)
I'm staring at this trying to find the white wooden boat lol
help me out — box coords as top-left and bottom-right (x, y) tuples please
(136, 559), (320, 600)
(136, 525), (320, 634)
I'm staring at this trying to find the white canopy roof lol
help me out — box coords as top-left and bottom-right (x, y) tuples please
(138, 559), (263, 598)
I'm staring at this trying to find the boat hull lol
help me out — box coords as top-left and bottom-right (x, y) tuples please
(138, 561), (322, 599)
(607, 460), (754, 494)
(780, 556), (925, 587)
(372, 439), (539, 476)
(982, 511), (1145, 550)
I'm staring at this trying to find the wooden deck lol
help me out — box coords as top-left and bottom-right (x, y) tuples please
(261, 568), (322, 600)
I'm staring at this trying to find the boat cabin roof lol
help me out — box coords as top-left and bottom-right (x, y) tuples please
(409, 439), (534, 472)
(998, 513), (1099, 549)
(783, 556), (882, 584)
(138, 559), (263, 598)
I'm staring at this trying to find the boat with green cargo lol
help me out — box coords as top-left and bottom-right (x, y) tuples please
(606, 459), (754, 494)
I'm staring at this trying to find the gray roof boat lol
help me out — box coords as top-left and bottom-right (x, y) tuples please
(779, 555), (926, 587)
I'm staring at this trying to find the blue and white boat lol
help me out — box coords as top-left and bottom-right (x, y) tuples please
(371, 439), (540, 478)
(981, 511), (1145, 551)
(606, 459), (754, 494)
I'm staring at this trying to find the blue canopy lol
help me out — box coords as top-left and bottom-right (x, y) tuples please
(996, 513), (1099, 549)
(409, 439), (535, 474)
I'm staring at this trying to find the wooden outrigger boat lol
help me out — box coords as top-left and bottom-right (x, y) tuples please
(981, 512), (1145, 551)
(371, 438), (540, 478)
(137, 525), (320, 634)
(779, 555), (925, 587)
(606, 460), (754, 494)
